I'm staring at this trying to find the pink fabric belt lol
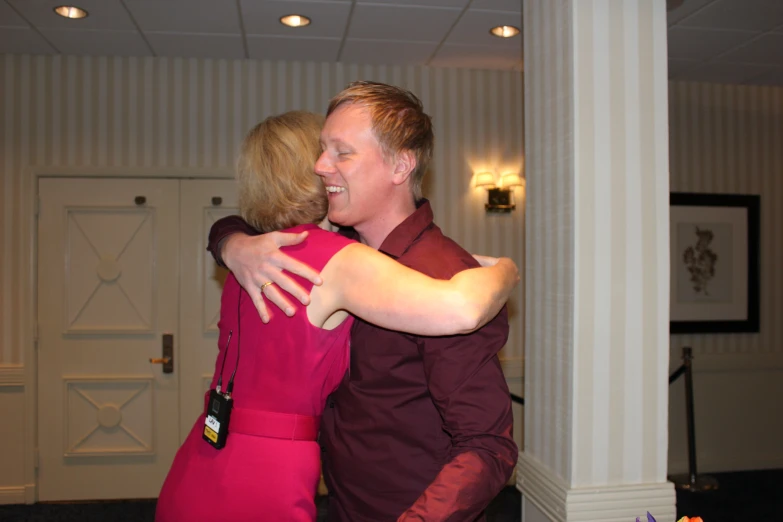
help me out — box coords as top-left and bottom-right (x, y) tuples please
(230, 408), (321, 441)
(203, 392), (320, 441)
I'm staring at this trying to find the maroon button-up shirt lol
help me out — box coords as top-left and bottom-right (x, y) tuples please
(207, 201), (517, 522)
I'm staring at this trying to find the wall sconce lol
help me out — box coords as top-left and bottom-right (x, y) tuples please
(475, 171), (524, 213)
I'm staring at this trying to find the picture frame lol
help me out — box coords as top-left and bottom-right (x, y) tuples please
(670, 192), (760, 334)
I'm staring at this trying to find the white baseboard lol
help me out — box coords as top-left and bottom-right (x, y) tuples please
(522, 497), (552, 522)
(517, 453), (676, 522)
(0, 366), (24, 387)
(501, 356), (524, 379)
(25, 484), (36, 504)
(0, 487), (26, 505)
(673, 351), (783, 373)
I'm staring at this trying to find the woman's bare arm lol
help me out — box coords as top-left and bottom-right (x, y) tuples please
(309, 243), (519, 335)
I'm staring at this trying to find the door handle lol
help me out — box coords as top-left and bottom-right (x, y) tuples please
(150, 333), (174, 373)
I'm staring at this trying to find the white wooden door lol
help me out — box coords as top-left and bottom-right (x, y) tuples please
(38, 178), (181, 501)
(178, 180), (238, 439)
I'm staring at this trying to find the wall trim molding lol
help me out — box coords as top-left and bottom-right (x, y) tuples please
(516, 452), (567, 521)
(0, 366), (24, 387)
(669, 451), (783, 475)
(30, 166), (234, 180)
(25, 483), (35, 504)
(500, 356), (524, 379)
(516, 452), (676, 522)
(0, 486), (26, 505)
(669, 350), (783, 373)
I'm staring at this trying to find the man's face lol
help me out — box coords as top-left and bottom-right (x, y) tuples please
(315, 104), (395, 229)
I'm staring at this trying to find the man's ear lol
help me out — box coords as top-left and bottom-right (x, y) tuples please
(391, 150), (416, 186)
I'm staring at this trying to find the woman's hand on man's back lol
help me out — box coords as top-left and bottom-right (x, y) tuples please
(223, 231), (322, 323)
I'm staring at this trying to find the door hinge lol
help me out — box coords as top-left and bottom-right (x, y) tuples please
(34, 448), (39, 469)
(33, 324), (39, 349)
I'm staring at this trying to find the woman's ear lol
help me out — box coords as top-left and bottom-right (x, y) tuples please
(391, 150), (416, 186)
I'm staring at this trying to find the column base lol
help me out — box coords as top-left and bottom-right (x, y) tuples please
(517, 453), (676, 522)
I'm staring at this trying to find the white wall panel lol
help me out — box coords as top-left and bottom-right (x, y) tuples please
(668, 81), (783, 473)
(0, 54), (524, 499)
(668, 81), (783, 358)
(0, 54), (525, 368)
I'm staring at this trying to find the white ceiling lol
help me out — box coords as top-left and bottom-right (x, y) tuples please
(0, 0), (781, 85)
(667, 0), (783, 85)
(0, 0), (523, 70)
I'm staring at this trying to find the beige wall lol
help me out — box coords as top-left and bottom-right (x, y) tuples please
(4, 54), (777, 504)
(668, 81), (783, 473)
(0, 54), (524, 501)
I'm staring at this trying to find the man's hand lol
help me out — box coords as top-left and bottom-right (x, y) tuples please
(472, 254), (499, 267)
(473, 254), (521, 288)
(222, 231), (322, 322)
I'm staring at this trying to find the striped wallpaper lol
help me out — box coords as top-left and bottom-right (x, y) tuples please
(571, 0), (671, 488)
(666, 81), (783, 476)
(668, 81), (783, 359)
(522, 0), (576, 486)
(523, 0), (671, 494)
(0, 54), (525, 371)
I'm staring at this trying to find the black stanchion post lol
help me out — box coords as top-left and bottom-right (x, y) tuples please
(668, 363), (686, 385)
(684, 347), (698, 484)
(510, 393), (524, 406)
(669, 346), (719, 492)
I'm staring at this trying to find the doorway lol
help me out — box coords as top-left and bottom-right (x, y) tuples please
(37, 177), (237, 501)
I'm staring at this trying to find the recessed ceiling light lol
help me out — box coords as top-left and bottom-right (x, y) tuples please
(490, 25), (520, 38)
(53, 5), (88, 19)
(279, 14), (311, 28)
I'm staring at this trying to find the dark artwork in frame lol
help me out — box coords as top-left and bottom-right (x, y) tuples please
(669, 192), (760, 334)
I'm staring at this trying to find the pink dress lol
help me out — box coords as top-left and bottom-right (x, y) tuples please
(156, 224), (355, 522)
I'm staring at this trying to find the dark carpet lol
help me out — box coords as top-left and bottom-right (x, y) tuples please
(0, 470), (780, 521)
(0, 487), (520, 522)
(674, 469), (783, 521)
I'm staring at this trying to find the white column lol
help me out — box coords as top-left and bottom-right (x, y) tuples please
(519, 1), (676, 521)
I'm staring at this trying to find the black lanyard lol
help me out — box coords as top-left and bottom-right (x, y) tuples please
(203, 287), (242, 449)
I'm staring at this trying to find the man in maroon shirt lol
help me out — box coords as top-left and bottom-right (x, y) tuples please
(207, 81), (516, 521)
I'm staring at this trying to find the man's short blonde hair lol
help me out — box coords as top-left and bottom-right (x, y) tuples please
(327, 81), (434, 201)
(237, 111), (327, 232)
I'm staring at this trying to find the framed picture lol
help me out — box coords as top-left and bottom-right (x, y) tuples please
(670, 192), (760, 334)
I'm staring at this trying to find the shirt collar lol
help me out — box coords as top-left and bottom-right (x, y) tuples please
(378, 199), (434, 259)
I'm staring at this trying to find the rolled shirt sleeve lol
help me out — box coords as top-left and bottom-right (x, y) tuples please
(206, 215), (260, 268)
(396, 307), (517, 522)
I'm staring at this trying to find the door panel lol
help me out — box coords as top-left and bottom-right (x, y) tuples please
(178, 180), (238, 439)
(38, 178), (180, 501)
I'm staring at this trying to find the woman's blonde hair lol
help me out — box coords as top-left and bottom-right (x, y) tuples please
(237, 111), (327, 232)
